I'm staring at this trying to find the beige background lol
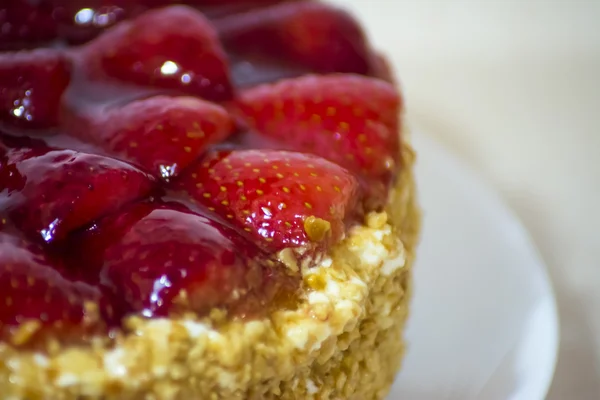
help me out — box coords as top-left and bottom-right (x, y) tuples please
(334, 0), (600, 398)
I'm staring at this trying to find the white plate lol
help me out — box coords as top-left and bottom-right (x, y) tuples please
(389, 132), (559, 400)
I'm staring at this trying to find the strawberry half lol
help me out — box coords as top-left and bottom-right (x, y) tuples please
(233, 74), (402, 206)
(217, 2), (375, 76)
(0, 49), (71, 129)
(81, 5), (234, 101)
(0, 146), (156, 243)
(0, 232), (111, 348)
(172, 149), (361, 257)
(62, 95), (234, 180)
(67, 201), (297, 318)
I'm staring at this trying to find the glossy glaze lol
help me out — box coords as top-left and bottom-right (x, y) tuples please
(0, 0), (398, 347)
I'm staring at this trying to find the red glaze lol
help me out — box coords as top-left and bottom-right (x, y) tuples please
(0, 1), (402, 346)
(68, 201), (297, 318)
(0, 49), (71, 129)
(81, 6), (234, 101)
(172, 149), (361, 256)
(0, 146), (156, 243)
(62, 95), (234, 180)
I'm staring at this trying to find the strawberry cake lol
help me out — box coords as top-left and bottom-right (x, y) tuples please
(0, 1), (420, 399)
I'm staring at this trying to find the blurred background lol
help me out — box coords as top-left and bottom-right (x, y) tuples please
(333, 0), (600, 398)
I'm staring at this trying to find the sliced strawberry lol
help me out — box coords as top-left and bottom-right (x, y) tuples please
(233, 74), (402, 206)
(0, 146), (156, 243)
(62, 95), (234, 180)
(217, 2), (375, 78)
(0, 49), (71, 129)
(81, 5), (234, 101)
(172, 149), (361, 257)
(0, 232), (111, 348)
(67, 201), (297, 318)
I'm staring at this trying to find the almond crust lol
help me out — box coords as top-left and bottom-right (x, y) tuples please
(0, 137), (420, 400)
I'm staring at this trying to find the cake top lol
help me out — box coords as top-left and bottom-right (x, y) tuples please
(0, 0), (403, 350)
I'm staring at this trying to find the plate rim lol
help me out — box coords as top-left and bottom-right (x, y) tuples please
(393, 130), (560, 399)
